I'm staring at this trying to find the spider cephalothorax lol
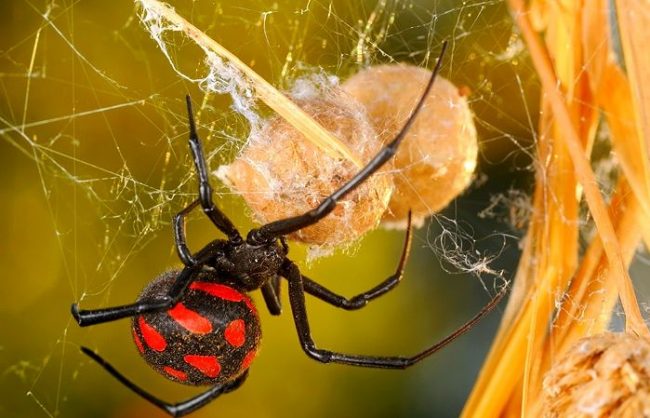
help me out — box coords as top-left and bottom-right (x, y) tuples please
(71, 42), (505, 417)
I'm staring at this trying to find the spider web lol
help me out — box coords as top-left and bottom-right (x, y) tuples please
(2, 1), (643, 418)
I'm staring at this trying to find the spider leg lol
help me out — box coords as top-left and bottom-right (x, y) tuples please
(71, 264), (199, 327)
(299, 212), (412, 310)
(80, 347), (248, 417)
(185, 96), (242, 243)
(282, 261), (506, 369)
(247, 42), (447, 244)
(173, 199), (200, 266)
(72, 238), (228, 327)
(261, 276), (282, 315)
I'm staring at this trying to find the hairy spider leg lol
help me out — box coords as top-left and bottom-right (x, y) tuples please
(71, 243), (223, 326)
(81, 347), (248, 417)
(186, 96), (242, 244)
(283, 260), (507, 368)
(247, 41), (448, 245)
(173, 199), (201, 266)
(261, 276), (282, 315)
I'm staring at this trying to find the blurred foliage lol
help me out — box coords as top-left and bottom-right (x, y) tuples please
(0, 1), (534, 417)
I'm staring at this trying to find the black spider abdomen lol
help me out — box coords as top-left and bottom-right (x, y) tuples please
(131, 270), (261, 386)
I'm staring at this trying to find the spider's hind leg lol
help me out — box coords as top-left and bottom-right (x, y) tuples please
(283, 261), (506, 369)
(81, 347), (248, 417)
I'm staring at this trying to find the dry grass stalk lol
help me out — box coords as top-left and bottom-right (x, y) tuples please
(136, 0), (362, 168)
(614, 0), (650, 156)
(463, 0), (650, 417)
(509, 0), (645, 337)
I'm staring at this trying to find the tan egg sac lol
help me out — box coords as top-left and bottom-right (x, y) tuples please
(216, 86), (393, 248)
(543, 332), (650, 418)
(342, 64), (478, 228)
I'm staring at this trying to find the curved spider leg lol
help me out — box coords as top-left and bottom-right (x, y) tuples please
(185, 96), (242, 243)
(282, 261), (506, 369)
(261, 275), (282, 315)
(173, 198), (200, 266)
(299, 212), (412, 310)
(71, 242), (224, 327)
(80, 347), (248, 417)
(247, 41), (447, 245)
(71, 264), (199, 327)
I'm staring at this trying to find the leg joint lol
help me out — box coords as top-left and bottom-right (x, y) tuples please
(303, 344), (333, 363)
(344, 296), (369, 310)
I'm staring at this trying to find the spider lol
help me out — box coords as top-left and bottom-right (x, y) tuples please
(71, 42), (505, 417)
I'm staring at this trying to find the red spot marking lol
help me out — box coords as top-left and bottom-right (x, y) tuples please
(167, 303), (213, 334)
(138, 317), (167, 352)
(163, 366), (188, 381)
(132, 328), (144, 353)
(191, 282), (243, 301)
(224, 319), (246, 347)
(184, 354), (221, 378)
(190, 282), (258, 315)
(240, 349), (257, 371)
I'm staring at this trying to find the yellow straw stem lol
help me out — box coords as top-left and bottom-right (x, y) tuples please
(137, 0), (362, 168)
(615, 0), (650, 156)
(508, 0), (648, 338)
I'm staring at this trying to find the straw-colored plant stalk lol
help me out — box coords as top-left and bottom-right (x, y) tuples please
(462, 0), (650, 417)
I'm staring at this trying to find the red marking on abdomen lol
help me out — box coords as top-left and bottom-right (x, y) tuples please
(163, 366), (188, 381)
(184, 354), (221, 378)
(224, 319), (246, 347)
(138, 317), (167, 352)
(190, 282), (257, 314)
(240, 349), (257, 371)
(132, 328), (144, 353)
(191, 282), (243, 301)
(167, 303), (213, 334)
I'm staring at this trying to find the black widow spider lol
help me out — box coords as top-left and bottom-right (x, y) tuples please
(71, 42), (506, 417)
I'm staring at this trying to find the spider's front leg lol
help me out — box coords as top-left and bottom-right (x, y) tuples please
(185, 96), (242, 243)
(81, 347), (248, 417)
(282, 261), (506, 369)
(247, 42), (447, 245)
(71, 241), (224, 327)
(71, 264), (200, 327)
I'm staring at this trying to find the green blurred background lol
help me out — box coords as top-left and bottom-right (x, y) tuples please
(0, 1), (537, 417)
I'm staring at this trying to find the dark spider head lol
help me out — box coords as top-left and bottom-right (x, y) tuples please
(221, 238), (286, 290)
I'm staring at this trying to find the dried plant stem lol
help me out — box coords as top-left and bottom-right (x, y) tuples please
(137, 0), (362, 167)
(508, 0), (647, 337)
(615, 0), (650, 156)
(600, 64), (650, 250)
(551, 179), (642, 358)
(463, 2), (650, 417)
(463, 76), (583, 418)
